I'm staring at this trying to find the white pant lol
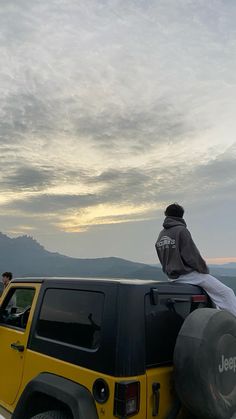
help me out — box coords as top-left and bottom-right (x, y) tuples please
(171, 271), (236, 317)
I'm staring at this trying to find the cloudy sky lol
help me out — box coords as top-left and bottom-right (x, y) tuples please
(0, 0), (236, 265)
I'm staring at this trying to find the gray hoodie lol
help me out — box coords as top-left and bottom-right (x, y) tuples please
(155, 216), (209, 279)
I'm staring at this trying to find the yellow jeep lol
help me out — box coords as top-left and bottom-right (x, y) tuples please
(0, 278), (235, 419)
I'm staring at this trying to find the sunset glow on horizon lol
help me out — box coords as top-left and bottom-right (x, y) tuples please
(206, 258), (236, 266)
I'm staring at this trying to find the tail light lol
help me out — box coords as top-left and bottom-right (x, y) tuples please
(192, 295), (207, 303)
(114, 381), (140, 417)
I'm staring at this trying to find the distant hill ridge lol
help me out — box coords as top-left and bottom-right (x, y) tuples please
(0, 233), (235, 292)
(0, 232), (166, 280)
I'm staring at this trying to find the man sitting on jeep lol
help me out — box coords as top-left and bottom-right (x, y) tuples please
(156, 203), (236, 316)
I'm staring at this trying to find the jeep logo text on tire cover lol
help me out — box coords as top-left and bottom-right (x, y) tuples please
(219, 355), (236, 373)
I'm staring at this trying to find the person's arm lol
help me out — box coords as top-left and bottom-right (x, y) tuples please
(180, 228), (209, 274)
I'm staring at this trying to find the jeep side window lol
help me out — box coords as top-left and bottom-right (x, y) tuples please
(36, 289), (104, 350)
(0, 288), (35, 330)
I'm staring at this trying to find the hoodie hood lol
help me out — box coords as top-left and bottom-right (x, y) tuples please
(163, 216), (187, 229)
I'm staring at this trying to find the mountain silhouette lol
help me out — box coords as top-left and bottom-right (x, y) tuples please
(0, 232), (166, 280)
(0, 233), (235, 293)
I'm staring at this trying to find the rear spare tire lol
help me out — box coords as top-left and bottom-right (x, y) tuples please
(174, 308), (236, 419)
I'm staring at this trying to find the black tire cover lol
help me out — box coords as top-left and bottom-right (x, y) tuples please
(174, 308), (236, 419)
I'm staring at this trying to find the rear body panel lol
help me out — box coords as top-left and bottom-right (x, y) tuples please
(144, 284), (209, 417)
(16, 350), (147, 419)
(146, 366), (173, 419)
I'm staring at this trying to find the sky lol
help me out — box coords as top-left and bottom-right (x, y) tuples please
(0, 0), (236, 265)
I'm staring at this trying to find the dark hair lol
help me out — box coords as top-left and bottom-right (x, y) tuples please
(2, 272), (13, 281)
(165, 203), (184, 218)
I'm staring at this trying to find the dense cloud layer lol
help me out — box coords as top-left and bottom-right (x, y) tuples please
(0, 0), (235, 261)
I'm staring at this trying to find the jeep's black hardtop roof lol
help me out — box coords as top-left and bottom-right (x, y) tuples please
(12, 276), (205, 294)
(13, 277), (160, 285)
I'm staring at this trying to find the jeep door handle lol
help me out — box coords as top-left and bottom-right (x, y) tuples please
(152, 382), (160, 416)
(11, 342), (25, 352)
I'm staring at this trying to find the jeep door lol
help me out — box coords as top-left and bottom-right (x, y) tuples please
(0, 284), (40, 406)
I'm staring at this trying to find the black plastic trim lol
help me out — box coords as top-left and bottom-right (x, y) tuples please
(12, 373), (98, 419)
